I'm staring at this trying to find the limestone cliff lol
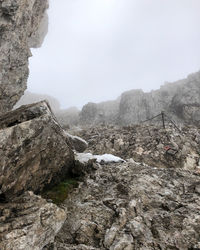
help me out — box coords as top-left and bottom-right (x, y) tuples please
(119, 71), (200, 125)
(79, 71), (200, 126)
(79, 99), (120, 126)
(0, 0), (49, 114)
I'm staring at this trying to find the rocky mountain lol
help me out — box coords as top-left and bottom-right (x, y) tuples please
(1, 0), (200, 249)
(15, 72), (200, 128)
(80, 99), (120, 126)
(0, 0), (49, 114)
(48, 124), (200, 250)
(79, 71), (200, 126)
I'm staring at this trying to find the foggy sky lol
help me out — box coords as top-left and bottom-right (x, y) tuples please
(28, 0), (200, 109)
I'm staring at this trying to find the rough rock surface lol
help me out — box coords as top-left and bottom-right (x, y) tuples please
(76, 125), (200, 171)
(66, 132), (88, 153)
(0, 101), (74, 199)
(80, 99), (120, 126)
(51, 161), (200, 249)
(79, 71), (200, 126)
(15, 91), (81, 128)
(170, 74), (200, 124)
(15, 90), (61, 113)
(0, 191), (66, 250)
(0, 0), (49, 114)
(28, 12), (48, 48)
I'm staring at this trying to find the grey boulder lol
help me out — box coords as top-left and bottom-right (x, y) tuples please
(0, 101), (74, 199)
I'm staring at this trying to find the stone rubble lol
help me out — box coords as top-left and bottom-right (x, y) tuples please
(76, 124), (200, 171)
(49, 161), (200, 249)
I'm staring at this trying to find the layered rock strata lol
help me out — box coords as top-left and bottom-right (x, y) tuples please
(0, 101), (74, 200)
(0, 0), (49, 114)
(0, 191), (66, 250)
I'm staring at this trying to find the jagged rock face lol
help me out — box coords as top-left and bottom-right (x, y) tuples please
(118, 72), (200, 125)
(79, 100), (120, 126)
(0, 101), (74, 199)
(51, 162), (200, 249)
(118, 90), (160, 124)
(28, 12), (48, 48)
(79, 71), (200, 126)
(0, 0), (48, 114)
(79, 102), (99, 125)
(0, 191), (66, 250)
(170, 73), (200, 125)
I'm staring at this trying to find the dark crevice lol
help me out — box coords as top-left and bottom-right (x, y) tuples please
(0, 193), (7, 203)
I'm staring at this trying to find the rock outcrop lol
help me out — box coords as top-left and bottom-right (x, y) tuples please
(0, 191), (66, 250)
(51, 161), (200, 249)
(15, 72), (200, 128)
(65, 132), (88, 153)
(170, 73), (200, 124)
(0, 101), (74, 200)
(0, 0), (49, 114)
(15, 91), (61, 113)
(79, 99), (120, 126)
(15, 91), (81, 128)
(79, 71), (200, 126)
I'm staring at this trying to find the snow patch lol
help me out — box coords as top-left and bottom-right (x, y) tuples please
(75, 153), (125, 164)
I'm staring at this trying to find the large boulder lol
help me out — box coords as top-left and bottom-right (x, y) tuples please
(15, 91), (61, 113)
(0, 101), (74, 200)
(0, 191), (66, 250)
(0, 0), (49, 114)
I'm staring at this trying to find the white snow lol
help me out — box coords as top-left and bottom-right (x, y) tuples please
(75, 153), (125, 164)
